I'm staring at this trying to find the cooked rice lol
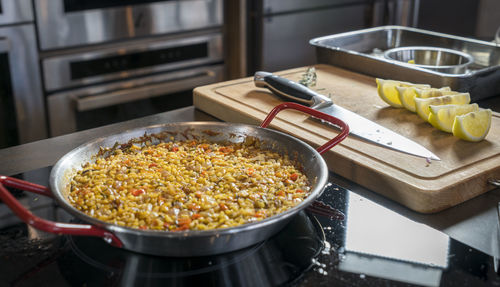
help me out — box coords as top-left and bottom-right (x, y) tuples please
(68, 138), (310, 231)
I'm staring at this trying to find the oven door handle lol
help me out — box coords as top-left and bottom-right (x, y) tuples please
(75, 69), (218, 112)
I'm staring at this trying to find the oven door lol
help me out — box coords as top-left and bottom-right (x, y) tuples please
(34, 0), (223, 50)
(47, 65), (224, 136)
(0, 25), (47, 147)
(42, 32), (223, 92)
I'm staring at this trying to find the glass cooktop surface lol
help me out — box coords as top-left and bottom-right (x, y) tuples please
(1, 167), (499, 286)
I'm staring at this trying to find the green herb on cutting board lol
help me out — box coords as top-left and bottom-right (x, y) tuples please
(299, 67), (317, 87)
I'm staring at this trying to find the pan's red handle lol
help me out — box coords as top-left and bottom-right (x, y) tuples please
(260, 102), (349, 154)
(0, 175), (53, 197)
(0, 176), (123, 248)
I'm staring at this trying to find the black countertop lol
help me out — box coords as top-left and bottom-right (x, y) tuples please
(1, 106), (500, 286)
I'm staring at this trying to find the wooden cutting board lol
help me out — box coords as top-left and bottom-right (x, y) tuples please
(193, 64), (500, 213)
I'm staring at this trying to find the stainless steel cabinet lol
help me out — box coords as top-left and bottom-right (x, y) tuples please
(257, 4), (371, 72)
(0, 0), (46, 148)
(247, 0), (419, 73)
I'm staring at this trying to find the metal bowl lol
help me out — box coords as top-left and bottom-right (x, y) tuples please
(384, 46), (474, 74)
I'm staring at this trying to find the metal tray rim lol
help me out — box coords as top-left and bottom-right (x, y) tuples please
(310, 25), (500, 78)
(310, 25), (500, 50)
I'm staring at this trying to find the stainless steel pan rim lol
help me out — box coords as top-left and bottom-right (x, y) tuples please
(49, 121), (330, 256)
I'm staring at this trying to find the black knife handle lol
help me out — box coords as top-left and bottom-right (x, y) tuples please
(254, 71), (333, 109)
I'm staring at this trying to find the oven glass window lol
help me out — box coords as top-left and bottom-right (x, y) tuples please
(63, 0), (173, 13)
(75, 90), (192, 131)
(0, 53), (18, 148)
(70, 43), (208, 80)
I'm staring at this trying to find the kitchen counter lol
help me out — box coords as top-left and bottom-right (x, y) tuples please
(1, 106), (500, 286)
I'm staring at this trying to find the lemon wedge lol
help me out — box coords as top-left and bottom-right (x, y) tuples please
(396, 86), (419, 112)
(396, 86), (449, 112)
(428, 104), (479, 133)
(414, 87), (452, 99)
(452, 109), (492, 142)
(376, 78), (430, 108)
(414, 93), (471, 121)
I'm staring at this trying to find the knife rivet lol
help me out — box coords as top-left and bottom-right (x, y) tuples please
(488, 179), (500, 187)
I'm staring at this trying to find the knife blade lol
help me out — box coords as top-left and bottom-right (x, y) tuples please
(254, 71), (440, 161)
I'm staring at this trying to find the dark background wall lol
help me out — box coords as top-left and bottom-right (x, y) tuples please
(417, 0), (500, 41)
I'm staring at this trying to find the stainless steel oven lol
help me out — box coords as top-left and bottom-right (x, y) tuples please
(34, 0), (223, 50)
(0, 0), (47, 148)
(37, 0), (225, 137)
(46, 31), (224, 136)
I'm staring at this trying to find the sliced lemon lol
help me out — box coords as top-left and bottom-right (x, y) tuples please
(428, 103), (479, 133)
(414, 93), (471, 121)
(396, 86), (419, 112)
(414, 87), (452, 99)
(396, 86), (449, 112)
(376, 78), (430, 108)
(452, 109), (492, 142)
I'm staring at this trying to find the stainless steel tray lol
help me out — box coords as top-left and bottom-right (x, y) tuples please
(310, 26), (500, 101)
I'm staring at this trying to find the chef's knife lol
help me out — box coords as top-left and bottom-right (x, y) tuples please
(254, 71), (440, 161)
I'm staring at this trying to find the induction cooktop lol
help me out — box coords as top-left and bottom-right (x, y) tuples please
(1, 167), (499, 287)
